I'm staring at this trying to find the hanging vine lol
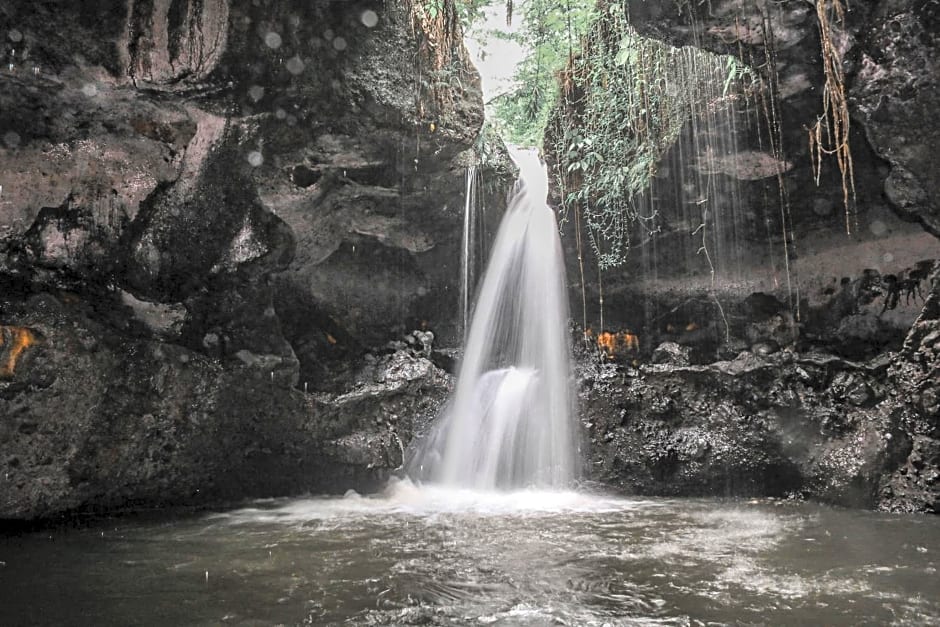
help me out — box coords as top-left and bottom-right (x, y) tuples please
(809, 0), (856, 233)
(546, 1), (755, 269)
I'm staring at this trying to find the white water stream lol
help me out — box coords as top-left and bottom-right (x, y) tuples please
(410, 149), (576, 489)
(458, 165), (481, 339)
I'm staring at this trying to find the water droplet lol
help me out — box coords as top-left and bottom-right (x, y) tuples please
(248, 85), (265, 102)
(275, 108), (287, 120)
(883, 252), (894, 263)
(3, 131), (21, 148)
(81, 83), (98, 97)
(285, 55), (304, 75)
(869, 219), (887, 237)
(8, 29), (22, 43)
(264, 31), (282, 49)
(247, 151), (263, 167)
(286, 115), (297, 126)
(361, 10), (379, 28)
(323, 29), (334, 41)
(332, 37), (347, 52)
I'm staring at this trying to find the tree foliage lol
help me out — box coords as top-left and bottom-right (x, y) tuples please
(546, 2), (754, 268)
(484, 0), (598, 146)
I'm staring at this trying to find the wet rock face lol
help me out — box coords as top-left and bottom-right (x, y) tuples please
(579, 269), (940, 513)
(852, 0), (940, 236)
(0, 290), (451, 520)
(0, 1), (480, 519)
(1, 0), (487, 351)
(581, 350), (901, 509)
(879, 270), (940, 513)
(620, 0), (940, 232)
(556, 0), (939, 362)
(561, 0), (939, 512)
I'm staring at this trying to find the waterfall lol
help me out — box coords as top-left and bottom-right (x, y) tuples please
(459, 166), (480, 339)
(409, 149), (576, 490)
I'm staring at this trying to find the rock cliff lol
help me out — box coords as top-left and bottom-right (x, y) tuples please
(0, 0), (482, 519)
(559, 0), (939, 513)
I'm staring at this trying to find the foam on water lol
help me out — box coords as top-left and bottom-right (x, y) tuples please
(213, 479), (654, 524)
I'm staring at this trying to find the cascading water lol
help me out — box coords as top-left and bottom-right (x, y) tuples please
(459, 165), (481, 339)
(409, 149), (576, 490)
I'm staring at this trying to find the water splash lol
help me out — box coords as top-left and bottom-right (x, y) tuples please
(411, 149), (576, 489)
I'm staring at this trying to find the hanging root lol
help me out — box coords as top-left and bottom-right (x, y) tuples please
(809, 0), (856, 233)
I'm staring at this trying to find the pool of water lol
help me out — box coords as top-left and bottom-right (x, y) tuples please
(1, 480), (938, 625)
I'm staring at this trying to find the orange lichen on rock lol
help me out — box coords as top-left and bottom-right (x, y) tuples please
(0, 326), (38, 378)
(596, 331), (616, 358)
(596, 330), (640, 360)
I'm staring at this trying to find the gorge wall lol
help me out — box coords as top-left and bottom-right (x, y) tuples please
(2, 0), (937, 520)
(0, 0), (498, 520)
(551, 0), (939, 513)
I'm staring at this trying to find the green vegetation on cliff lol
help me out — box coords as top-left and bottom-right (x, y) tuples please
(546, 3), (753, 268)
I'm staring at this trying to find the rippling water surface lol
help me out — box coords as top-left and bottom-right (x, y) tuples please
(1, 481), (938, 625)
